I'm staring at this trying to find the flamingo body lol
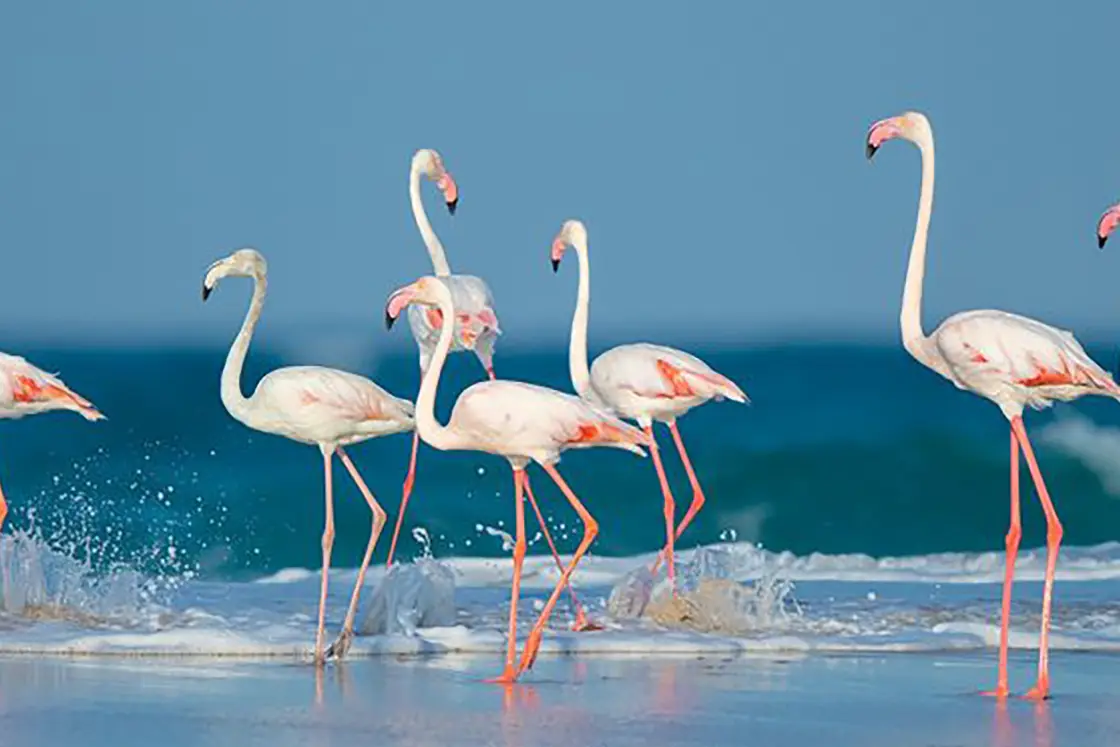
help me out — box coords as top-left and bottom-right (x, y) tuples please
(922, 309), (1120, 415)
(406, 274), (500, 373)
(0, 353), (103, 421)
(444, 379), (647, 464)
(587, 343), (747, 423)
(242, 365), (414, 447)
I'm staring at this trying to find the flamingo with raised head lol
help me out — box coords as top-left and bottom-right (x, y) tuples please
(384, 148), (503, 567)
(549, 219), (748, 589)
(384, 275), (651, 683)
(867, 110), (1120, 700)
(0, 356), (104, 536)
(202, 247), (415, 664)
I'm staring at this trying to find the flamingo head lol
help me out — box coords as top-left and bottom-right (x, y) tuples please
(414, 148), (459, 215)
(865, 111), (932, 160)
(1097, 203), (1120, 249)
(550, 219), (588, 272)
(385, 276), (451, 330)
(202, 247), (266, 301)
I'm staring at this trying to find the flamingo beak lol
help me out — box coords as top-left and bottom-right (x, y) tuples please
(202, 285), (212, 301)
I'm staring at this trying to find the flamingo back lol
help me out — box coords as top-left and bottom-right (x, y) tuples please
(929, 309), (1120, 412)
(0, 352), (102, 420)
(245, 365), (414, 445)
(588, 343), (747, 421)
(445, 379), (648, 463)
(406, 275), (500, 370)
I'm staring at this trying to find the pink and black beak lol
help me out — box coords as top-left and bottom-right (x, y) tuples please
(1097, 203), (1120, 249)
(865, 117), (903, 161)
(551, 238), (566, 273)
(438, 173), (459, 216)
(384, 285), (417, 330)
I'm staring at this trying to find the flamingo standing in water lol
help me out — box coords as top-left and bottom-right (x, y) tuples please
(384, 148), (502, 567)
(0, 356), (104, 536)
(388, 152), (591, 631)
(202, 247), (415, 664)
(866, 110), (1120, 700)
(549, 219), (748, 588)
(384, 275), (650, 683)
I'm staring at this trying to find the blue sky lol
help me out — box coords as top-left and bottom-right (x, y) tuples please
(2, 2), (1120, 349)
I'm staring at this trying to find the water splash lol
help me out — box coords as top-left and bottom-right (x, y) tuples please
(359, 555), (457, 637)
(607, 544), (802, 635)
(0, 529), (157, 624)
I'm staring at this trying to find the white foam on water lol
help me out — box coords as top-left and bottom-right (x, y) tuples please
(4, 529), (1120, 659)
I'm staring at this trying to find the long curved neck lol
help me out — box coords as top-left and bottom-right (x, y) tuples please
(221, 272), (265, 423)
(414, 286), (464, 451)
(568, 241), (593, 399)
(410, 162), (452, 276)
(901, 134), (935, 358)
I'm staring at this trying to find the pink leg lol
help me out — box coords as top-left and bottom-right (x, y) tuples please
(385, 431), (419, 567)
(666, 421), (706, 542)
(486, 468), (527, 685)
(1012, 417), (1062, 701)
(522, 473), (601, 632)
(643, 425), (677, 590)
(314, 448), (336, 666)
(326, 447), (388, 660)
(983, 426), (1021, 700)
(0, 476), (7, 535)
(516, 463), (599, 674)
(0, 476), (8, 604)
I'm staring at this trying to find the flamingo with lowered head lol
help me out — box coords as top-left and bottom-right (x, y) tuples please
(202, 247), (415, 664)
(549, 219), (748, 589)
(0, 356), (104, 537)
(867, 110), (1120, 700)
(384, 148), (503, 567)
(384, 275), (651, 683)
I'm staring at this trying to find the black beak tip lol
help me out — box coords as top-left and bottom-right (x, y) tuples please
(385, 311), (396, 330)
(865, 143), (878, 161)
(551, 258), (560, 273)
(446, 198), (458, 216)
(202, 285), (212, 301)
(1099, 234), (1108, 249)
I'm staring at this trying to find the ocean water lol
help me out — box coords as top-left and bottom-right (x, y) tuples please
(3, 340), (1120, 578)
(2, 339), (1120, 660)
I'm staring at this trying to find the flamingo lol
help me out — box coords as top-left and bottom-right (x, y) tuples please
(384, 148), (503, 567)
(391, 150), (592, 631)
(201, 247), (415, 664)
(866, 110), (1120, 700)
(0, 356), (104, 538)
(384, 275), (651, 683)
(549, 219), (748, 589)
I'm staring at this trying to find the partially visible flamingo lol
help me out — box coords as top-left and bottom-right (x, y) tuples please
(385, 148), (503, 567)
(0, 355), (104, 537)
(867, 110), (1120, 700)
(549, 219), (748, 589)
(202, 247), (415, 664)
(384, 275), (651, 683)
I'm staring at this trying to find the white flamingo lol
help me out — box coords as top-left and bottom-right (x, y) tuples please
(384, 275), (650, 683)
(549, 219), (748, 588)
(385, 148), (503, 567)
(867, 110), (1120, 700)
(0, 357), (104, 538)
(202, 247), (414, 664)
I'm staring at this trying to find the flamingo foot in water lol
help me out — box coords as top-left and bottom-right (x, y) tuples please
(571, 610), (604, 632)
(484, 665), (520, 685)
(325, 628), (354, 661)
(1023, 677), (1051, 701)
